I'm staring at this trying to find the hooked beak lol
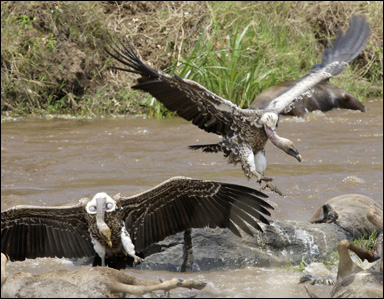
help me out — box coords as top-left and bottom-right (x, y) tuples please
(287, 148), (302, 162)
(264, 125), (302, 162)
(97, 220), (113, 248)
(101, 227), (113, 248)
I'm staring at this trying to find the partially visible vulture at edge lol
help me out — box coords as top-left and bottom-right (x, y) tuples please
(106, 15), (370, 195)
(1, 176), (273, 270)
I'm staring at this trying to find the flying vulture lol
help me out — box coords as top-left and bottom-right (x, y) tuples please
(106, 15), (370, 195)
(1, 177), (273, 269)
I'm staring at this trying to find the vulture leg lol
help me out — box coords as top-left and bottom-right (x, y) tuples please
(261, 182), (283, 196)
(236, 144), (282, 195)
(181, 229), (193, 272)
(121, 226), (146, 266)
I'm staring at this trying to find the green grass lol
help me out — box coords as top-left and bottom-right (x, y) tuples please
(285, 251), (340, 272)
(352, 229), (379, 251)
(144, 2), (381, 118)
(147, 8), (317, 117)
(1, 1), (382, 117)
(172, 22), (268, 108)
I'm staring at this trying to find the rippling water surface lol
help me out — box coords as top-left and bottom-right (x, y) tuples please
(1, 99), (382, 297)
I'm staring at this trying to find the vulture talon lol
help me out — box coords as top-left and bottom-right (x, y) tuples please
(261, 182), (283, 196)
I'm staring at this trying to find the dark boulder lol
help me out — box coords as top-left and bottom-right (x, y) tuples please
(139, 220), (350, 271)
(139, 194), (381, 271)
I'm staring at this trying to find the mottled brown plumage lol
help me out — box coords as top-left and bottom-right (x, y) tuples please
(1, 177), (273, 269)
(106, 16), (369, 195)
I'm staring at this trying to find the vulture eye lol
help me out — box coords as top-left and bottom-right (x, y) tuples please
(87, 205), (97, 214)
(106, 202), (115, 211)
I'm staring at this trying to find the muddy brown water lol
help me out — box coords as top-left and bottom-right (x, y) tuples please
(1, 99), (383, 297)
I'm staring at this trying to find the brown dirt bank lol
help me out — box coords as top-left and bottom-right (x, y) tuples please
(1, 1), (382, 116)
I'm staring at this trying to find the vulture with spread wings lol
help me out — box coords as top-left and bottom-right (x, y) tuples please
(106, 16), (370, 195)
(1, 177), (273, 269)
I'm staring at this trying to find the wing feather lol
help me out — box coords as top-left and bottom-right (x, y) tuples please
(266, 15), (370, 113)
(1, 204), (94, 261)
(225, 211), (255, 237)
(226, 220), (242, 237)
(119, 177), (273, 253)
(106, 35), (250, 137)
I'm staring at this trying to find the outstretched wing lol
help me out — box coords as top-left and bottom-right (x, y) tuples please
(266, 15), (370, 114)
(119, 177), (273, 253)
(106, 36), (254, 136)
(1, 203), (94, 261)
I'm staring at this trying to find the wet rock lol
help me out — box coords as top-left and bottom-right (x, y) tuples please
(300, 261), (336, 285)
(139, 194), (382, 271)
(139, 220), (350, 271)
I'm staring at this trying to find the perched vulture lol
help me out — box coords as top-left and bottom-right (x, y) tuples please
(1, 177), (273, 269)
(106, 15), (370, 195)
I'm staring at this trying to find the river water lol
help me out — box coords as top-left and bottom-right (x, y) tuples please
(1, 99), (382, 297)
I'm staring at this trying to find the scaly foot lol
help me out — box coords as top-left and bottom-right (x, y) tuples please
(133, 255), (146, 267)
(253, 172), (282, 195)
(261, 181), (283, 196)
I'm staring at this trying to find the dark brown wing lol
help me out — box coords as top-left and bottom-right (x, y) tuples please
(105, 35), (258, 136)
(119, 177), (273, 253)
(1, 202), (94, 261)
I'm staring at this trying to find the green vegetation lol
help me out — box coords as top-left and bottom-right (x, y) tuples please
(352, 229), (379, 252)
(285, 251), (339, 272)
(1, 1), (383, 118)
